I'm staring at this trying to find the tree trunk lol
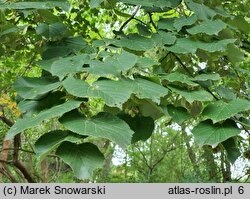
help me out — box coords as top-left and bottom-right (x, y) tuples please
(203, 146), (220, 182)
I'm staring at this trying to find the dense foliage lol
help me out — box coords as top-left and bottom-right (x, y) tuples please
(0, 0), (249, 182)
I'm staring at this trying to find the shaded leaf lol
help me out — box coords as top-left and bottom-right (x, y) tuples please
(34, 130), (84, 159)
(36, 22), (67, 39)
(192, 120), (241, 146)
(56, 142), (104, 179)
(119, 114), (154, 143)
(14, 76), (61, 100)
(227, 44), (245, 65)
(222, 137), (241, 164)
(227, 16), (250, 34)
(18, 91), (65, 117)
(215, 86), (236, 100)
(167, 105), (191, 124)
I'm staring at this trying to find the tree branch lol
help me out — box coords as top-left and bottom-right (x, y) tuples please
(0, 106), (35, 182)
(118, 5), (141, 32)
(0, 167), (18, 182)
(148, 13), (157, 30)
(172, 53), (194, 77)
(134, 144), (152, 170)
(12, 134), (36, 183)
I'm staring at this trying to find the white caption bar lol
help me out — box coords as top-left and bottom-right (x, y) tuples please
(0, 183), (249, 199)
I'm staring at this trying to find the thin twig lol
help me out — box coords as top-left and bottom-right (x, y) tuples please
(118, 5), (141, 32)
(1, 148), (59, 158)
(133, 18), (147, 26)
(0, 167), (18, 182)
(151, 147), (176, 169)
(134, 144), (151, 170)
(0, 159), (12, 164)
(148, 13), (157, 30)
(171, 53), (194, 77)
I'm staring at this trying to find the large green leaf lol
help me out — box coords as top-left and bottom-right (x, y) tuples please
(166, 38), (236, 54)
(14, 76), (61, 100)
(168, 85), (214, 103)
(51, 54), (90, 79)
(158, 18), (176, 31)
(174, 15), (197, 32)
(160, 72), (199, 87)
(56, 142), (104, 179)
(125, 98), (165, 120)
(62, 77), (91, 98)
(112, 35), (154, 51)
(18, 91), (65, 117)
(63, 77), (168, 107)
(6, 100), (82, 140)
(59, 111), (134, 148)
(0, 1), (70, 11)
(90, 0), (104, 8)
(34, 130), (84, 160)
(227, 44), (245, 65)
(36, 22), (67, 40)
(215, 86), (236, 100)
(187, 20), (227, 35)
(121, 0), (176, 8)
(92, 80), (133, 107)
(151, 31), (176, 46)
(222, 137), (241, 164)
(185, 0), (216, 20)
(119, 114), (154, 143)
(202, 99), (250, 123)
(227, 16), (250, 34)
(192, 120), (241, 146)
(191, 73), (221, 81)
(62, 77), (132, 108)
(136, 57), (159, 68)
(131, 78), (169, 104)
(87, 51), (137, 76)
(167, 105), (191, 124)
